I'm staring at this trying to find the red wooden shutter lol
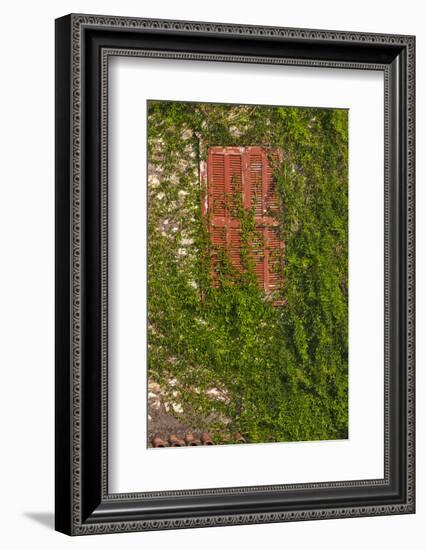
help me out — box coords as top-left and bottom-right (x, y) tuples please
(207, 151), (226, 281)
(206, 147), (244, 282)
(244, 147), (283, 296)
(204, 146), (283, 300)
(228, 152), (243, 272)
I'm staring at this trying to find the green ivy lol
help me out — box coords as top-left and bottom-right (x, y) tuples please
(147, 101), (348, 443)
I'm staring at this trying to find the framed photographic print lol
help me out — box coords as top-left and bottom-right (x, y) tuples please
(55, 14), (415, 535)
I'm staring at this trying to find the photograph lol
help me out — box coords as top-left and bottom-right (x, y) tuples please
(147, 100), (349, 448)
(0, 0), (419, 545)
(52, 10), (415, 537)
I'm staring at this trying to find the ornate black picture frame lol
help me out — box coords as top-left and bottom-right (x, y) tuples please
(55, 13), (415, 535)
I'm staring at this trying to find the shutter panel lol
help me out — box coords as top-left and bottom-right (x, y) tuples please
(210, 152), (226, 217)
(247, 149), (264, 216)
(264, 151), (280, 215)
(246, 148), (268, 292)
(228, 153), (243, 272)
(208, 150), (226, 283)
(228, 154), (243, 215)
(211, 226), (226, 281)
(207, 148), (244, 284)
(229, 226), (242, 271)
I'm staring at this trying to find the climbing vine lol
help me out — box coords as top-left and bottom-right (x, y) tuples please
(147, 100), (348, 443)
